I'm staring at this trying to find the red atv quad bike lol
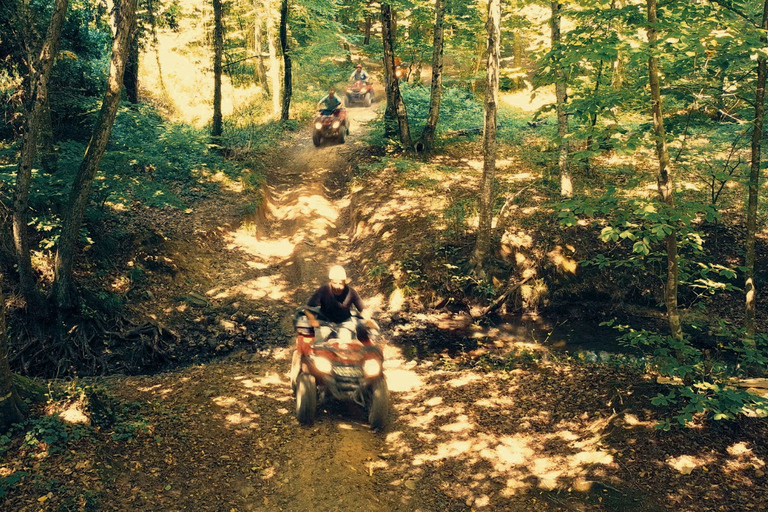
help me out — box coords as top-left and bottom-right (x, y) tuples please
(345, 80), (374, 107)
(312, 107), (348, 147)
(290, 307), (389, 430)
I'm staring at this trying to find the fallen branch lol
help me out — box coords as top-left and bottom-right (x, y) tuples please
(476, 276), (531, 318)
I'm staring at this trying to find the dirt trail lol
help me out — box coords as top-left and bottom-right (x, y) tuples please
(208, 104), (399, 511)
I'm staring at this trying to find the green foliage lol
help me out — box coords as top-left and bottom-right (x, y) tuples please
(611, 322), (768, 428)
(443, 197), (474, 237)
(400, 84), (485, 137)
(0, 470), (28, 499)
(558, 189), (736, 302)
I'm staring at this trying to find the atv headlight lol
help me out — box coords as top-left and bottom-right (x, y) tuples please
(332, 121), (341, 129)
(312, 356), (333, 374)
(315, 122), (322, 130)
(363, 359), (381, 377)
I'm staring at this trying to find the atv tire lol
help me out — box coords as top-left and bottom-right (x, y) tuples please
(312, 131), (321, 147)
(368, 377), (388, 430)
(363, 92), (372, 107)
(338, 126), (346, 144)
(296, 373), (317, 425)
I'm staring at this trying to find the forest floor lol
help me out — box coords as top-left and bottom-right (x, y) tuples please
(4, 104), (768, 512)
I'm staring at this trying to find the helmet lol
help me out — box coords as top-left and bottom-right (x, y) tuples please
(328, 265), (347, 281)
(356, 64), (362, 69)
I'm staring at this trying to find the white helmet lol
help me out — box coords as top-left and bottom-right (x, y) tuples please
(328, 265), (347, 281)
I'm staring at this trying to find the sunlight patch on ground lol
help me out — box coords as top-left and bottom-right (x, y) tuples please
(226, 230), (295, 260)
(268, 193), (339, 222)
(385, 368), (424, 393)
(667, 454), (713, 475)
(215, 275), (288, 301)
(724, 442), (765, 474)
(235, 372), (285, 389)
(500, 85), (555, 113)
(389, 370), (622, 499)
(447, 373), (482, 387)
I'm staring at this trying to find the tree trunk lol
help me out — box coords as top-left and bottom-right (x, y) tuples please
(212, 0), (223, 138)
(647, 0), (682, 340)
(745, 0), (768, 340)
(124, 28), (140, 103)
(420, 0), (446, 154)
(551, 1), (572, 198)
(13, 0), (69, 316)
(381, 3), (411, 146)
(254, 16), (269, 95)
(40, 95), (58, 174)
(0, 275), (26, 432)
(381, 2), (397, 140)
(471, 0), (501, 273)
(364, 16), (372, 45)
(53, 0), (138, 312)
(279, 0), (292, 121)
(266, 7), (281, 116)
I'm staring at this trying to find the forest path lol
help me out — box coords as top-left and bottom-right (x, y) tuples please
(97, 103), (418, 512)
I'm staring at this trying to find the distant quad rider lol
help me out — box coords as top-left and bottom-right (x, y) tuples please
(306, 265), (373, 344)
(317, 89), (343, 115)
(349, 63), (369, 83)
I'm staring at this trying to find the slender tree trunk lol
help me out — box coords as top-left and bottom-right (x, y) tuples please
(551, 1), (571, 198)
(381, 3), (411, 146)
(266, 8), (281, 116)
(420, 0), (446, 153)
(279, 0), (292, 120)
(471, 0), (501, 273)
(13, 0), (69, 316)
(382, 3), (397, 140)
(53, 0), (138, 312)
(364, 16), (372, 45)
(647, 0), (682, 340)
(254, 17), (269, 95)
(0, 274), (26, 431)
(212, 0), (223, 138)
(124, 28), (140, 103)
(40, 96), (57, 174)
(745, 0), (768, 340)
(585, 59), (604, 172)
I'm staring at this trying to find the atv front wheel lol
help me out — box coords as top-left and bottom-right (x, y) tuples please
(363, 92), (372, 107)
(338, 126), (346, 144)
(296, 373), (317, 425)
(368, 377), (388, 430)
(312, 131), (321, 147)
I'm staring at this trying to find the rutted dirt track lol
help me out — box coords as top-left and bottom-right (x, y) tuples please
(101, 105), (413, 512)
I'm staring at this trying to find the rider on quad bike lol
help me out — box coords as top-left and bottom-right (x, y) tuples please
(290, 266), (388, 429)
(313, 89), (348, 146)
(308, 265), (372, 341)
(345, 64), (374, 107)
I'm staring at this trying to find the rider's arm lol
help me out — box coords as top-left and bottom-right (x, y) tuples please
(307, 286), (324, 308)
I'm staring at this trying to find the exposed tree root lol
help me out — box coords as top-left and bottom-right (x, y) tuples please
(9, 311), (180, 378)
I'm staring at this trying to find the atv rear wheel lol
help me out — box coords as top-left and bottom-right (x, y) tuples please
(312, 131), (321, 147)
(296, 373), (317, 425)
(368, 377), (388, 430)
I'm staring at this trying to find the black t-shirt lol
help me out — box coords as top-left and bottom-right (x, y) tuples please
(307, 284), (364, 323)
